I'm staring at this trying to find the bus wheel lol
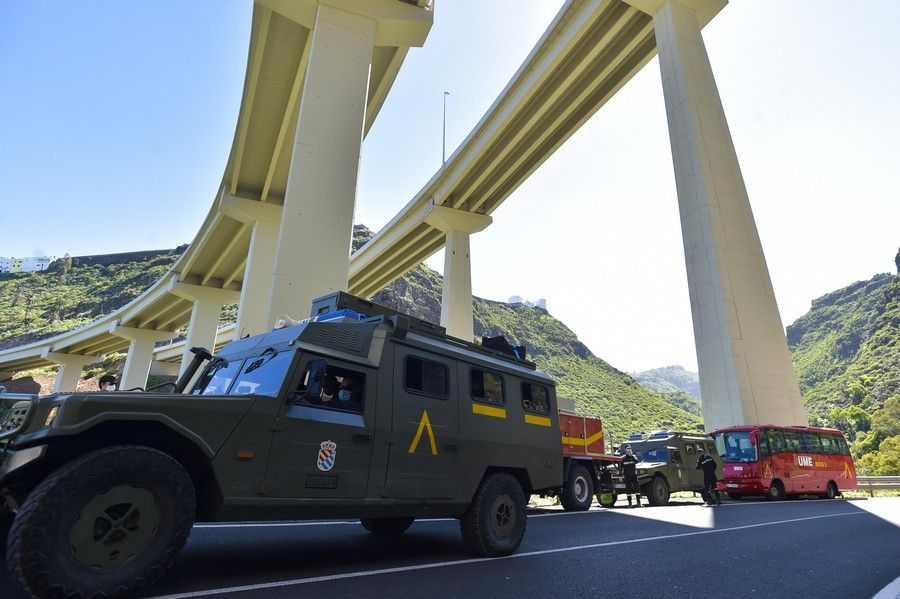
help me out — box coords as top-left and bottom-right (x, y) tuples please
(360, 517), (415, 536)
(460, 473), (526, 557)
(767, 480), (785, 501)
(821, 481), (838, 500)
(646, 476), (670, 506)
(560, 465), (593, 512)
(597, 492), (617, 508)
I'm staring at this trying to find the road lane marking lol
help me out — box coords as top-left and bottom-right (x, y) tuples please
(871, 576), (900, 599)
(150, 511), (866, 598)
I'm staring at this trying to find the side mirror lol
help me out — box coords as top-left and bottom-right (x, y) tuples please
(303, 358), (327, 400)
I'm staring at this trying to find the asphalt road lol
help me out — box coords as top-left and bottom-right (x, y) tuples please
(1, 498), (898, 598)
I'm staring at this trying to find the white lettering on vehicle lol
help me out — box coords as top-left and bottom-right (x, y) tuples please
(797, 455), (813, 467)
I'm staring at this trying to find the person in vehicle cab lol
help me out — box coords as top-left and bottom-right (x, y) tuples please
(696, 446), (720, 505)
(620, 445), (641, 508)
(317, 373), (338, 404)
(336, 375), (362, 412)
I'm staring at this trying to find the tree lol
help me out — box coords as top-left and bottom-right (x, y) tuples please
(858, 435), (900, 475)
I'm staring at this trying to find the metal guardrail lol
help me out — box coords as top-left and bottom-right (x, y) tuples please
(856, 476), (900, 496)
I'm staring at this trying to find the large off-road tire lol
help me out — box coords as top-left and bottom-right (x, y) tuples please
(645, 476), (670, 506)
(460, 473), (526, 557)
(360, 517), (415, 536)
(560, 464), (594, 512)
(767, 480), (785, 501)
(7, 445), (196, 599)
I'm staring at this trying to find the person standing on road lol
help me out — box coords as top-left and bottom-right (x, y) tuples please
(696, 446), (720, 505)
(620, 445), (642, 508)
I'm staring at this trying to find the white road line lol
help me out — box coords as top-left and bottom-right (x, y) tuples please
(149, 511), (866, 599)
(871, 576), (900, 599)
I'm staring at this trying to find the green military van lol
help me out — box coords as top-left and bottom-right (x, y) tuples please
(0, 292), (565, 598)
(612, 431), (722, 505)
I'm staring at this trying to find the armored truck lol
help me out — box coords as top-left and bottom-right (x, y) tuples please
(612, 431), (722, 505)
(0, 292), (604, 598)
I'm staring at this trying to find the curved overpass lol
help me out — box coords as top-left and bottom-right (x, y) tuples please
(0, 0), (434, 390)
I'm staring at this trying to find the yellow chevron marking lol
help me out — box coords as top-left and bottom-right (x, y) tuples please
(407, 410), (438, 455)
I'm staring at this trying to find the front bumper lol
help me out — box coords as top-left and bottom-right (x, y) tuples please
(717, 479), (767, 494)
(0, 444), (47, 480)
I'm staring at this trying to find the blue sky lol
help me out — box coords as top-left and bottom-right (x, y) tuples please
(2, 1), (898, 372)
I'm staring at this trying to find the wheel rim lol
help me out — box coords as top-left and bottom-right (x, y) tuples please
(490, 494), (516, 538)
(655, 480), (666, 502)
(770, 484), (782, 499)
(574, 476), (590, 503)
(68, 484), (161, 571)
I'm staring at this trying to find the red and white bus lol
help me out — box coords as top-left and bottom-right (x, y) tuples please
(712, 425), (857, 500)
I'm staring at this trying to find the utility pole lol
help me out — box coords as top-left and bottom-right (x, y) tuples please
(442, 91), (450, 165)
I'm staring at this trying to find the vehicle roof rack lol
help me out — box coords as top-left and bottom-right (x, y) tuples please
(311, 291), (536, 370)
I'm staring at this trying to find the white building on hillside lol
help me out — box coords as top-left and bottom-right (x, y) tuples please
(0, 256), (57, 274)
(508, 296), (547, 310)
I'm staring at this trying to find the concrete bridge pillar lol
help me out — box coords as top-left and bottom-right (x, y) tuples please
(171, 283), (240, 379)
(266, 4), (377, 325)
(42, 351), (99, 394)
(634, 0), (806, 429)
(110, 325), (178, 391)
(425, 205), (492, 340)
(219, 195), (281, 339)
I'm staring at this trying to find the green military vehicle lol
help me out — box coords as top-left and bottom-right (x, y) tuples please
(0, 292), (567, 598)
(612, 431), (722, 505)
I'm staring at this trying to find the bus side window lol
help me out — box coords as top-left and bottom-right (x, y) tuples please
(767, 430), (786, 454)
(819, 434), (836, 454)
(837, 436), (850, 456)
(783, 431), (801, 453)
(802, 433), (822, 454)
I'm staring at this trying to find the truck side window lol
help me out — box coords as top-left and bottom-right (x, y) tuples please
(521, 382), (550, 414)
(296, 362), (365, 414)
(685, 443), (696, 455)
(229, 350), (294, 397)
(471, 369), (505, 405)
(404, 356), (449, 399)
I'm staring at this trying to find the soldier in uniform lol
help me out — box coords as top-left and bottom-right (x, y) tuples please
(696, 446), (721, 505)
(621, 445), (642, 508)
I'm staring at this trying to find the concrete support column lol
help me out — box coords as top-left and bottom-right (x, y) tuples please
(150, 360), (181, 378)
(110, 325), (178, 391)
(219, 195), (281, 339)
(649, 0), (806, 429)
(171, 283), (240, 378)
(425, 205), (492, 340)
(266, 5), (376, 324)
(42, 351), (99, 394)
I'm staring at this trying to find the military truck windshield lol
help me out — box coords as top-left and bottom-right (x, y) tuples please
(191, 359), (244, 395)
(230, 351), (294, 397)
(714, 431), (757, 463)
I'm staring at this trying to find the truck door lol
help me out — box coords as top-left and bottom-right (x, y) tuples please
(384, 346), (459, 499)
(264, 355), (376, 499)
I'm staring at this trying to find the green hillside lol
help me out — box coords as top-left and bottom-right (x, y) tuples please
(787, 265), (900, 474)
(0, 248), (185, 350)
(632, 365), (703, 417)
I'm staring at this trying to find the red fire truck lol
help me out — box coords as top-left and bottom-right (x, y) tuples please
(553, 411), (622, 510)
(712, 425), (857, 500)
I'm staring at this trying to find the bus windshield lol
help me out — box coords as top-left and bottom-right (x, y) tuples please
(715, 431), (757, 463)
